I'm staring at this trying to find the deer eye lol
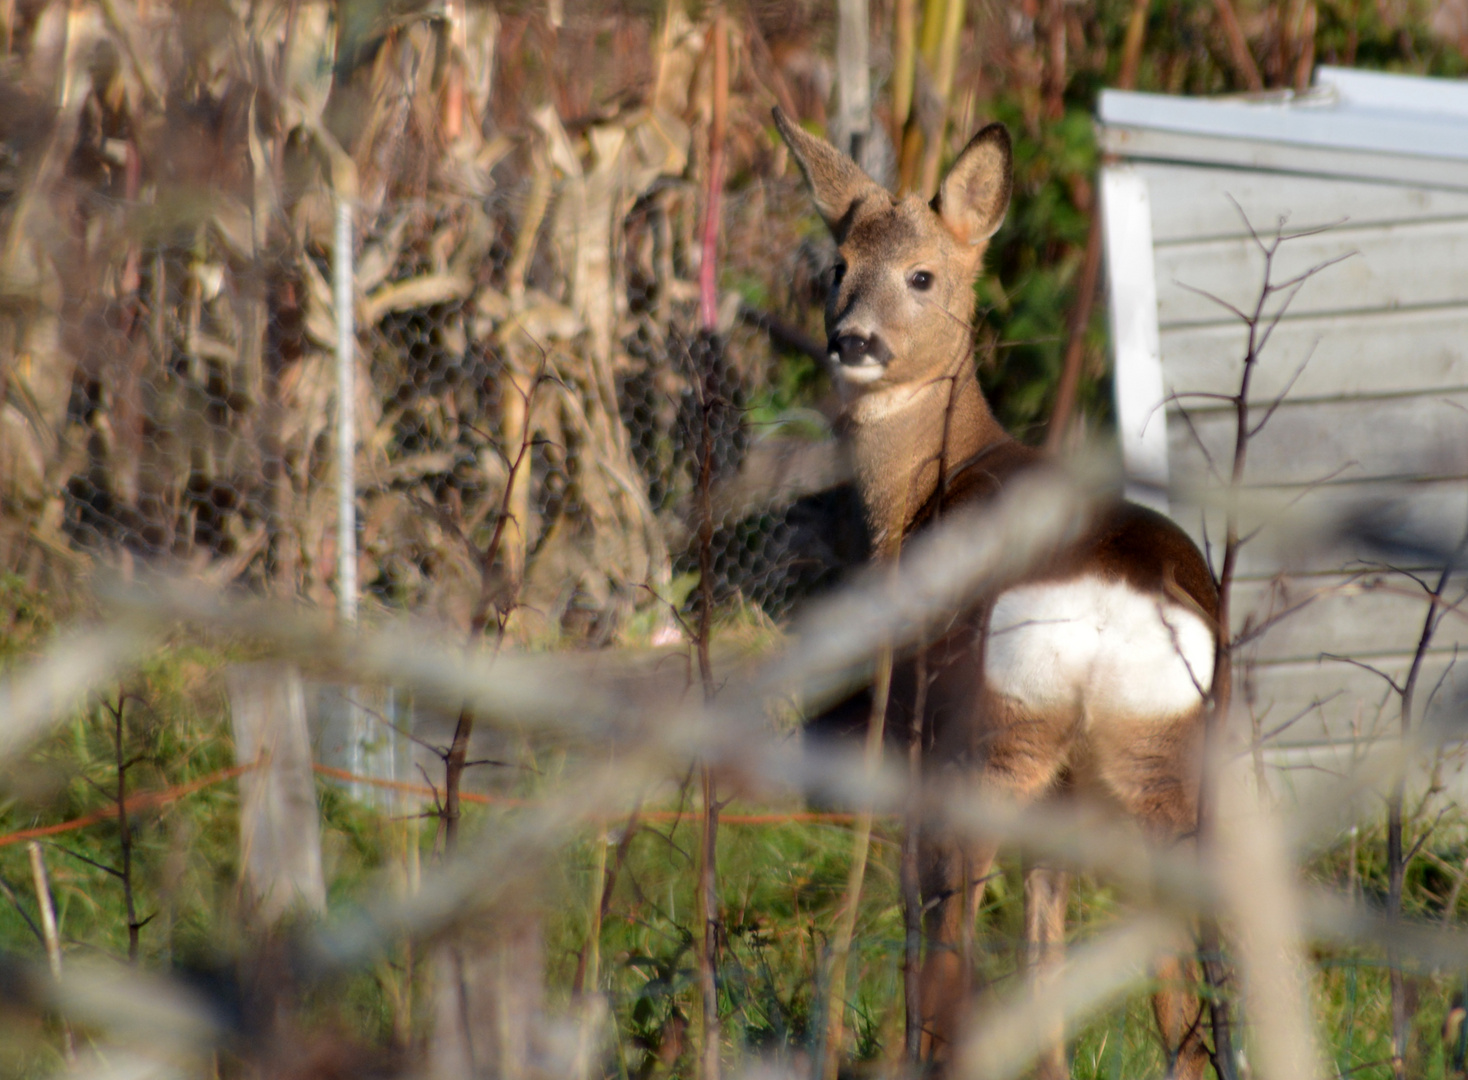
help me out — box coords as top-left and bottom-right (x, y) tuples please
(908, 270), (934, 291)
(831, 262), (847, 288)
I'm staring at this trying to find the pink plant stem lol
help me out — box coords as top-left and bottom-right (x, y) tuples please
(699, 11), (728, 332)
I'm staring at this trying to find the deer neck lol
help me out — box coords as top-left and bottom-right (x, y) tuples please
(840, 361), (1009, 552)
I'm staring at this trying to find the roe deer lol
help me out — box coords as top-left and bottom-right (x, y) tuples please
(773, 109), (1217, 1079)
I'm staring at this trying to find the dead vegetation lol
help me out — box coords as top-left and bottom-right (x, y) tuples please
(5, 1), (1468, 1079)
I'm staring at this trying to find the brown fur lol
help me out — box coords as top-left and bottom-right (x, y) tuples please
(776, 108), (1214, 1079)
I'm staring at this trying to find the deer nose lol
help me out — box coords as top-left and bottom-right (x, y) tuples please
(828, 333), (892, 367)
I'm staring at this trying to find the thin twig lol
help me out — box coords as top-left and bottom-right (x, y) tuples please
(1190, 208), (1349, 1080)
(28, 841), (74, 1062)
(105, 695), (143, 962)
(0, 873), (44, 945)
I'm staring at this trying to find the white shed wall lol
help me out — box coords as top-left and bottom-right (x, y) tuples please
(1103, 125), (1468, 752)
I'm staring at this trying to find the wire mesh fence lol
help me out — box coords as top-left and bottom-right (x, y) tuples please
(19, 162), (853, 635)
(9, 2), (1468, 1079)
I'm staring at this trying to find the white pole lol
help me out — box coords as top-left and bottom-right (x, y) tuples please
(835, 0), (870, 160)
(1100, 164), (1171, 515)
(334, 193), (358, 625)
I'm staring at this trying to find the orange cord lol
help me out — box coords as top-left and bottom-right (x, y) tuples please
(0, 763), (257, 849)
(0, 761), (864, 850)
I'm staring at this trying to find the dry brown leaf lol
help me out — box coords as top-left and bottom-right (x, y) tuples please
(279, 1), (336, 130)
(299, 249), (337, 348)
(0, 403), (48, 505)
(363, 272), (474, 326)
(356, 210), (412, 295)
(209, 202), (255, 263)
(495, 292), (584, 344)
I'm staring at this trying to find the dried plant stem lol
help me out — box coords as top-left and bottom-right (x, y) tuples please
(897, 0), (946, 193)
(573, 804), (641, 997)
(693, 371), (717, 699)
(506, 150), (553, 304)
(468, 357), (542, 639)
(108, 695), (143, 961)
(1388, 555), (1460, 1076)
(1386, 819), (1407, 1071)
(821, 646), (893, 1080)
(1041, 0), (1067, 121)
(699, 8), (728, 333)
(693, 330), (721, 1078)
(437, 0), (465, 139)
(698, 765), (721, 1080)
(445, 355), (543, 856)
(1195, 259), (1264, 1080)
(693, 15), (727, 1054)
(1213, 0), (1263, 91)
(902, 649), (927, 1061)
(917, 0), (966, 197)
(583, 825), (608, 993)
(915, 0), (946, 83)
(1213, 768), (1325, 1080)
(496, 357), (535, 594)
(1118, 0), (1149, 88)
(1047, 0), (1146, 452)
(1290, 2), (1317, 91)
(390, 816), (419, 1048)
(1196, 918), (1236, 1080)
(442, 708), (472, 857)
(1044, 210), (1102, 453)
(28, 841), (74, 1062)
(890, 0), (918, 146)
(1195, 296), (1252, 1080)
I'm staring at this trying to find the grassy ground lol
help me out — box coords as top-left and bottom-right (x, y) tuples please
(0, 611), (1466, 1078)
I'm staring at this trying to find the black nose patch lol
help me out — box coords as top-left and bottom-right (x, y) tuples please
(828, 333), (893, 367)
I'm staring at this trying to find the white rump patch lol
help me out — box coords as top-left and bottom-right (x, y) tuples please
(985, 576), (1214, 723)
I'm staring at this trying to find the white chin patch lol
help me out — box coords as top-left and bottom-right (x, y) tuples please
(831, 360), (885, 385)
(985, 576), (1215, 723)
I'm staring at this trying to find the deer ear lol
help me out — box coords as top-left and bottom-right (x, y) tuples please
(933, 123), (1012, 245)
(773, 107), (883, 239)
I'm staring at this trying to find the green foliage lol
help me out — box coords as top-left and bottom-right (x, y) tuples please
(1315, 0), (1468, 75)
(958, 0), (1468, 444)
(580, 812), (906, 1072)
(0, 573), (55, 662)
(0, 640), (424, 1072)
(5, 2), (1468, 1073)
(0, 652), (237, 966)
(4, 633), (1468, 1076)
(976, 103), (1099, 440)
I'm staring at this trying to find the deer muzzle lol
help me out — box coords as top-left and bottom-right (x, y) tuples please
(827, 332), (892, 369)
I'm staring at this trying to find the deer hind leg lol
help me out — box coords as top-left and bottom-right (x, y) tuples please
(1093, 713), (1209, 1080)
(919, 694), (1074, 1065)
(918, 831), (1000, 1063)
(1152, 952), (1210, 1080)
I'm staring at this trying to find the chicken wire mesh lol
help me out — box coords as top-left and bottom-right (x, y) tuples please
(14, 4), (1468, 1078)
(32, 173), (860, 632)
(0, 0), (912, 643)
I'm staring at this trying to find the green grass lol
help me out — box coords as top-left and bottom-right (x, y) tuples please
(0, 622), (1466, 1077)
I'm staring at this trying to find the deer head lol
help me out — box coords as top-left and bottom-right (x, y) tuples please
(772, 109), (1012, 405)
(773, 109), (1015, 542)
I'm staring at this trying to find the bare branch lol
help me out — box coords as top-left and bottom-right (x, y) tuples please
(1171, 278), (1251, 323)
(1246, 341), (1319, 440)
(1321, 653), (1406, 697)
